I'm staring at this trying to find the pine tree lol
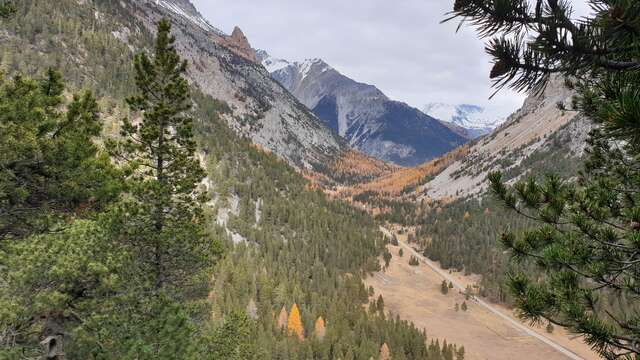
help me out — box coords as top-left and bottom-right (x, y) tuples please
(287, 303), (304, 340)
(0, 70), (119, 239)
(546, 323), (554, 334)
(107, 18), (211, 294)
(206, 311), (255, 360)
(383, 248), (393, 268)
(449, 0), (640, 356)
(440, 280), (449, 295)
(314, 316), (326, 340)
(464, 286), (472, 301)
(376, 295), (385, 315)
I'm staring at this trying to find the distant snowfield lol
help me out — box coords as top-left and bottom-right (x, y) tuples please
(423, 102), (507, 132)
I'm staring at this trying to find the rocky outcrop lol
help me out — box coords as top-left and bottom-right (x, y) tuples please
(210, 26), (257, 63)
(146, 0), (256, 62)
(227, 27), (257, 62)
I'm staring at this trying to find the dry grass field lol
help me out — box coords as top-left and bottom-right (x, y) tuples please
(365, 237), (600, 360)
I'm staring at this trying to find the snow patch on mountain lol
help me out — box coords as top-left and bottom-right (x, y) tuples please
(262, 56), (290, 73)
(258, 51), (330, 80)
(150, 0), (225, 35)
(424, 103), (507, 137)
(298, 59), (329, 81)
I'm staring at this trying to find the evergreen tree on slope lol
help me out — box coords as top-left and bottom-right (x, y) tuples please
(107, 18), (211, 295)
(448, 0), (640, 357)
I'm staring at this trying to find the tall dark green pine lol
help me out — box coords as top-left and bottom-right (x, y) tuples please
(108, 18), (210, 295)
(448, 0), (640, 357)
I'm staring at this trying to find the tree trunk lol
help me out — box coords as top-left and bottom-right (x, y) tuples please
(154, 121), (166, 292)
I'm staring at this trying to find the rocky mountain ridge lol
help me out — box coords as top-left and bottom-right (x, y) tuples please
(257, 50), (470, 166)
(125, 0), (349, 172)
(149, 0), (257, 62)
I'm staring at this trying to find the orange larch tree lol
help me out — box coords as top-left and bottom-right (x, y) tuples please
(287, 303), (304, 341)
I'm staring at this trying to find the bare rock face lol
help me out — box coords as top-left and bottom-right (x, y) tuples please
(139, 1), (257, 63)
(209, 26), (257, 63)
(226, 27), (257, 62)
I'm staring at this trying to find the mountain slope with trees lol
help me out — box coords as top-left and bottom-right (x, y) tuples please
(1, 0), (361, 175)
(406, 1), (640, 358)
(0, 0), (464, 358)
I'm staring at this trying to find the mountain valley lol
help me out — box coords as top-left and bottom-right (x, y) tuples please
(0, 0), (630, 359)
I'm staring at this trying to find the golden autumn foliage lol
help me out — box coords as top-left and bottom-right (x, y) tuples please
(380, 342), (391, 360)
(302, 150), (398, 191)
(332, 150), (399, 179)
(326, 145), (469, 215)
(277, 306), (288, 330)
(287, 303), (305, 340)
(314, 316), (326, 340)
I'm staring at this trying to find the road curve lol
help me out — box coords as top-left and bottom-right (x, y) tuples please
(380, 227), (585, 360)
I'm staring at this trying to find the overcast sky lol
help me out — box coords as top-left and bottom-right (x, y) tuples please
(192, 0), (591, 117)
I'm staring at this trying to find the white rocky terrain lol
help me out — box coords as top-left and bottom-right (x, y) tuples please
(422, 76), (591, 200)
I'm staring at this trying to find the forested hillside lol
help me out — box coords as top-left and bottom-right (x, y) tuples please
(196, 94), (459, 359)
(0, 0), (463, 358)
(0, 0), (357, 174)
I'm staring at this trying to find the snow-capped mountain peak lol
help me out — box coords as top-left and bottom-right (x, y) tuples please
(258, 51), (331, 79)
(298, 58), (330, 80)
(256, 50), (289, 72)
(257, 50), (469, 166)
(423, 103), (507, 137)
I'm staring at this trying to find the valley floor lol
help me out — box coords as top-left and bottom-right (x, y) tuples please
(365, 227), (600, 360)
